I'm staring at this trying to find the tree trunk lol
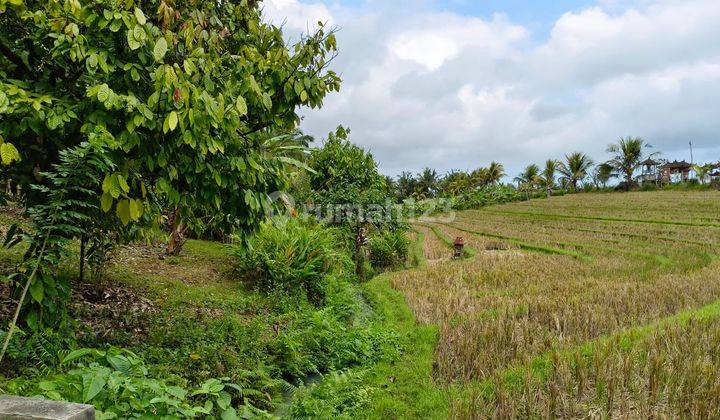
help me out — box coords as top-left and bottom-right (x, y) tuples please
(546, 187), (552, 198)
(626, 172), (632, 191)
(166, 206), (188, 255)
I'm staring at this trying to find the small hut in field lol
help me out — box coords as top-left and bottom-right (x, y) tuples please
(660, 160), (691, 184)
(638, 158), (661, 185)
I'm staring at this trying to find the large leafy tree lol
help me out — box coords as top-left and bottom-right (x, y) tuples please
(606, 137), (655, 189)
(306, 127), (395, 278)
(0, 0), (340, 252)
(558, 152), (594, 190)
(306, 127), (388, 224)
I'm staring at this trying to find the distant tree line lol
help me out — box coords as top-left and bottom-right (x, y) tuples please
(387, 137), (718, 202)
(387, 162), (506, 201)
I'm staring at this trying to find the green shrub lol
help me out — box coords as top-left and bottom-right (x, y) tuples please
(290, 370), (374, 419)
(453, 185), (522, 210)
(234, 218), (352, 305)
(135, 311), (283, 410)
(368, 236), (394, 269)
(369, 230), (410, 270)
(0, 348), (270, 419)
(265, 285), (401, 380)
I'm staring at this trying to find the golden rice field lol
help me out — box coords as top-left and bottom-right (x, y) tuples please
(398, 190), (720, 418)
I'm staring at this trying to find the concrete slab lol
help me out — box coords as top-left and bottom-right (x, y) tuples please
(0, 395), (94, 420)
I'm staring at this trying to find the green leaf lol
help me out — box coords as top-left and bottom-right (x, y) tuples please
(38, 381), (57, 391)
(29, 278), (44, 303)
(116, 199), (131, 225)
(25, 310), (38, 330)
(277, 156), (316, 174)
(167, 386), (187, 399)
(116, 174), (130, 193)
(97, 84), (110, 102)
(102, 174), (112, 193)
(165, 111), (178, 132)
(106, 355), (132, 374)
(61, 348), (94, 365)
(153, 37), (168, 62)
(216, 391), (231, 410)
(83, 371), (107, 402)
(0, 91), (8, 112)
(100, 192), (113, 212)
(132, 25), (145, 42)
(127, 29), (140, 50)
(234, 96), (247, 116)
(129, 199), (143, 220)
(221, 407), (239, 420)
(0, 142), (20, 165)
(300, 90), (308, 102)
(261, 93), (272, 110)
(134, 7), (146, 25)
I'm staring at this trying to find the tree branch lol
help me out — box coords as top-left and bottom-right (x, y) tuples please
(0, 40), (29, 79)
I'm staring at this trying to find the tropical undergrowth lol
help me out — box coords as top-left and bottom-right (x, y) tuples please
(0, 217), (405, 417)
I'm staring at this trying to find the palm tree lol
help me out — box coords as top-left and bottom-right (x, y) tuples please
(486, 161), (505, 185)
(558, 152), (594, 191)
(288, 129), (315, 147)
(540, 159), (558, 198)
(469, 167), (489, 189)
(396, 171), (416, 200)
(594, 162), (616, 188)
(416, 167), (439, 198)
(442, 170), (471, 196)
(693, 164), (711, 185)
(383, 175), (397, 198)
(606, 137), (655, 190)
(514, 164), (540, 186)
(514, 164), (541, 199)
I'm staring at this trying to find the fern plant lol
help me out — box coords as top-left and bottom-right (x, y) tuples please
(1, 142), (117, 363)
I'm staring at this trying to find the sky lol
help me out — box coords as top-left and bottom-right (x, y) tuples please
(262, 0), (720, 179)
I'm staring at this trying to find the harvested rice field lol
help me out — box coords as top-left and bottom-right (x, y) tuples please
(393, 190), (720, 418)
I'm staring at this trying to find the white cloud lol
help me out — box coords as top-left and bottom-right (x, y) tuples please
(264, 0), (720, 177)
(388, 13), (528, 71)
(263, 0), (333, 31)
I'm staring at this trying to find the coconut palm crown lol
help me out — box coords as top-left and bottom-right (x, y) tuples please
(558, 152), (594, 190)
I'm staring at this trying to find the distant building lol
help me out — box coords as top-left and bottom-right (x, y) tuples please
(660, 160), (692, 184)
(712, 162), (720, 182)
(638, 158), (661, 185)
